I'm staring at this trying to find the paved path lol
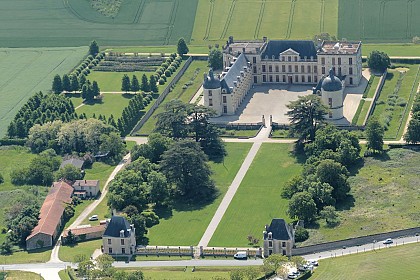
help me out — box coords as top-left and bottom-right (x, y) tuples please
(198, 125), (271, 247)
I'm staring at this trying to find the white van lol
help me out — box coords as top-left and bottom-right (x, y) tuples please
(233, 251), (247, 260)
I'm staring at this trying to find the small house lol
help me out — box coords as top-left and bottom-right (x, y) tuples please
(102, 216), (136, 255)
(72, 180), (100, 198)
(263, 218), (294, 257)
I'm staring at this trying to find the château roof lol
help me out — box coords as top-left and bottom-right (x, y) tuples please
(220, 53), (248, 94)
(261, 40), (317, 60)
(103, 216), (132, 238)
(263, 218), (293, 241)
(203, 68), (221, 90)
(322, 69), (343, 92)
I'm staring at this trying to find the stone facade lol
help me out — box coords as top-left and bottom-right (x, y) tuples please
(263, 219), (294, 257)
(102, 216), (136, 255)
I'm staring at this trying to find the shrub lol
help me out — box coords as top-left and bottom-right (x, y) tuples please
(294, 227), (309, 242)
(87, 55), (94, 61)
(161, 63), (168, 69)
(170, 53), (177, 59)
(158, 78), (165, 85)
(156, 69), (163, 76)
(175, 56), (182, 62)
(396, 98), (407, 107)
(168, 66), (176, 73)
(164, 70), (171, 77)
(166, 58), (173, 64)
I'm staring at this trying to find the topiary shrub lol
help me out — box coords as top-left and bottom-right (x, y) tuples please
(164, 70), (171, 77)
(295, 227), (309, 242)
(158, 78), (165, 85)
(168, 66), (176, 73)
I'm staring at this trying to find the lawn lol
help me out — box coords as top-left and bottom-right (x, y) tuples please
(58, 270), (71, 280)
(82, 196), (111, 226)
(59, 239), (102, 262)
(147, 143), (252, 245)
(220, 129), (260, 138)
(311, 243), (420, 280)
(0, 248), (51, 264)
(303, 148), (420, 245)
(362, 43), (420, 57)
(364, 75), (380, 99)
(355, 100), (371, 126)
(0, 0), (198, 47)
(339, 0), (420, 43)
(2, 271), (44, 280)
(208, 143), (302, 247)
(135, 60), (209, 135)
(0, 47), (87, 137)
(72, 93), (133, 119)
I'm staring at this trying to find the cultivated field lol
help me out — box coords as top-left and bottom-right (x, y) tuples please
(209, 143), (302, 247)
(339, 0), (420, 42)
(0, 0), (197, 47)
(0, 47), (87, 137)
(312, 243), (420, 280)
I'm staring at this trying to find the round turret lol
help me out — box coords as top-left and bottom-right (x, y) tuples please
(203, 68), (221, 89)
(321, 69), (342, 92)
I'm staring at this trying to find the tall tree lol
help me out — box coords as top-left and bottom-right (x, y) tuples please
(160, 140), (215, 201)
(316, 159), (350, 201)
(365, 117), (384, 152)
(89, 40), (99, 56)
(79, 74), (86, 87)
(287, 191), (317, 223)
(177, 38), (189, 56)
(121, 74), (131, 93)
(91, 81), (100, 98)
(131, 75), (140, 93)
(70, 74), (79, 92)
(263, 254), (288, 275)
(155, 99), (189, 138)
(367, 50), (390, 72)
(208, 48), (223, 70)
(404, 116), (420, 143)
(140, 74), (150, 92)
(286, 94), (329, 141)
(149, 75), (158, 93)
(62, 74), (71, 92)
(52, 74), (63, 94)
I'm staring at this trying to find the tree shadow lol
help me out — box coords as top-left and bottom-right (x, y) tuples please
(83, 98), (103, 106)
(347, 157), (365, 176)
(305, 221), (320, 230)
(371, 151), (390, 161)
(172, 190), (219, 212)
(153, 205), (173, 220)
(122, 93), (135, 99)
(336, 194), (355, 211)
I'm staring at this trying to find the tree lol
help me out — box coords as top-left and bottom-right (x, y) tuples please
(263, 254), (288, 275)
(307, 180), (335, 209)
(286, 95), (329, 141)
(316, 159), (350, 201)
(79, 74), (87, 87)
(131, 75), (140, 93)
(287, 191), (317, 223)
(155, 99), (189, 138)
(320, 205), (340, 226)
(149, 75), (158, 93)
(177, 38), (189, 56)
(52, 74), (63, 94)
(95, 254), (114, 276)
(242, 266), (260, 280)
(55, 164), (82, 181)
(405, 117), (420, 143)
(65, 229), (77, 245)
(121, 74), (131, 93)
(62, 74), (71, 92)
(70, 74), (79, 92)
(208, 48), (223, 70)
(365, 117), (384, 152)
(78, 260), (94, 279)
(141, 74), (150, 92)
(91, 81), (100, 98)
(89, 40), (99, 56)
(99, 132), (126, 162)
(290, 256), (307, 268)
(131, 133), (172, 163)
(294, 227), (309, 242)
(0, 240), (12, 255)
(160, 140), (215, 201)
(368, 50), (390, 72)
(147, 171), (169, 206)
(312, 33), (337, 43)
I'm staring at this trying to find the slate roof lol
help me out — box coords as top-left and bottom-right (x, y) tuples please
(261, 40), (317, 60)
(203, 68), (221, 89)
(220, 53), (248, 94)
(322, 69), (343, 91)
(103, 216), (132, 238)
(26, 181), (74, 240)
(264, 219), (292, 241)
(60, 158), (85, 170)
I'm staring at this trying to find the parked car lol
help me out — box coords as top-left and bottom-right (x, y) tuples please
(287, 274), (297, 279)
(89, 215), (98, 221)
(383, 238), (393, 244)
(233, 251), (247, 260)
(309, 260), (319, 266)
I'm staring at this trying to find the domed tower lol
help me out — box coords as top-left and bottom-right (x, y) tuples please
(203, 69), (222, 116)
(321, 69), (344, 120)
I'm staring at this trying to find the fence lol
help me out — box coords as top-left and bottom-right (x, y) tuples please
(213, 122), (263, 130)
(292, 226), (420, 256)
(129, 56), (193, 135)
(199, 246), (263, 258)
(135, 246), (194, 257)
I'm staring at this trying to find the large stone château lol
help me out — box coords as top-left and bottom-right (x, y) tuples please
(203, 37), (362, 117)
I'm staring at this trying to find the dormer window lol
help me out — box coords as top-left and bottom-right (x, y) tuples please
(268, 232), (272, 239)
(265, 55), (268, 59)
(272, 55), (275, 60)
(208, 90), (212, 97)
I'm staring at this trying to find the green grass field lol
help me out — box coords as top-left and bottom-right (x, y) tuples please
(135, 60), (208, 135)
(72, 93), (133, 119)
(2, 271), (44, 280)
(339, 0), (420, 43)
(0, 0), (198, 47)
(355, 100), (371, 126)
(209, 143), (302, 247)
(59, 239), (102, 262)
(147, 142), (252, 245)
(58, 270), (71, 280)
(0, 47), (87, 137)
(312, 243), (420, 280)
(0, 248), (51, 264)
(303, 148), (420, 245)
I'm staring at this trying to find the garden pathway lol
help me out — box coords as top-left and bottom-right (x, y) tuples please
(197, 124), (271, 248)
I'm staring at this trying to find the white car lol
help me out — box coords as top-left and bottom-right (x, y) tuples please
(383, 238), (393, 244)
(287, 274), (297, 279)
(89, 215), (98, 221)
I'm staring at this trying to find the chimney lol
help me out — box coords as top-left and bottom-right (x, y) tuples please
(120, 230), (124, 238)
(263, 36), (267, 42)
(228, 36), (234, 44)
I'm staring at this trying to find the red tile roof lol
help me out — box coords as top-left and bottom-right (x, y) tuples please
(26, 181), (74, 240)
(73, 180), (99, 188)
(62, 225), (106, 238)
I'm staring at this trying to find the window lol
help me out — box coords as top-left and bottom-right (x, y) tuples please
(242, 47), (245, 53)
(314, 76), (318, 82)
(269, 249), (273, 255)
(222, 96), (227, 103)
(276, 75), (279, 82)
(282, 250), (286, 255)
(349, 67), (353, 75)
(121, 239), (125, 245)
(208, 90), (212, 97)
(275, 65), (279, 72)
(338, 57), (341, 65)
(282, 65), (286, 72)
(295, 76), (298, 82)
(223, 106), (227, 114)
(301, 65), (305, 73)
(282, 56), (285, 61)
(108, 239), (111, 245)
(263, 75), (266, 82)
(269, 75), (273, 82)
(328, 98), (332, 107)
(332, 58), (335, 65)
(253, 66), (257, 73)
(262, 65), (266, 72)
(294, 56), (297, 61)
(349, 58), (353, 65)
(268, 241), (273, 248)
(209, 99), (213, 106)
(308, 75), (311, 82)
(122, 248), (126, 254)
(329, 112), (333, 118)
(295, 65), (298, 73)
(288, 65), (292, 72)
(322, 67), (325, 74)
(338, 67), (342, 76)
(269, 65), (272, 72)
(314, 66), (318, 73)
(283, 75), (286, 82)
(350, 77), (353, 84)
(282, 242), (286, 247)
(321, 57), (325, 64)
(307, 65), (311, 72)
(288, 56), (291, 62)
(109, 248), (112, 254)
(301, 75), (305, 82)
(254, 76), (257, 83)
(253, 57), (257, 64)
